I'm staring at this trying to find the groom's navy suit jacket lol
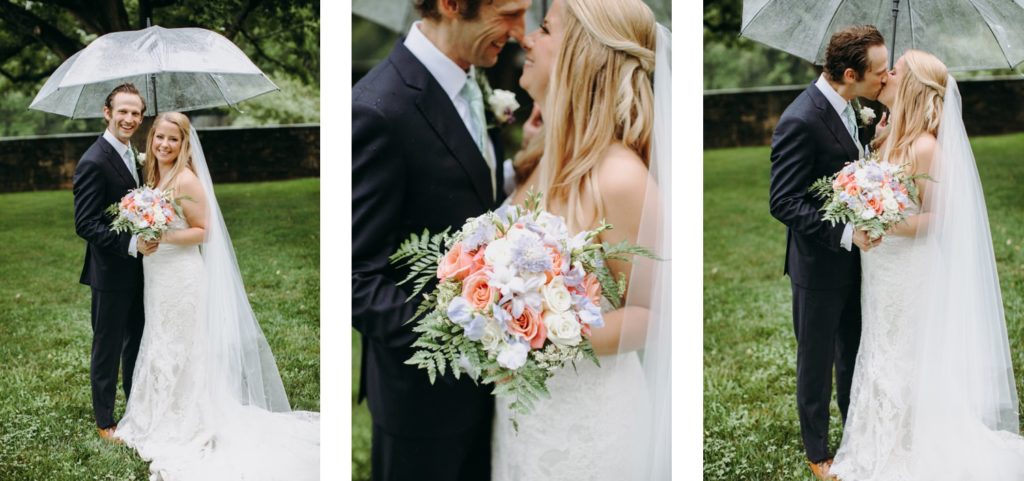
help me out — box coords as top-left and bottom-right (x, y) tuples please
(73, 135), (143, 290)
(352, 39), (505, 438)
(769, 83), (862, 288)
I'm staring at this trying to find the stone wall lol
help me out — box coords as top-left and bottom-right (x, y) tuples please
(0, 124), (319, 193)
(704, 77), (1024, 149)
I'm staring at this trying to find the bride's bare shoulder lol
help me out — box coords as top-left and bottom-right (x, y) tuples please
(596, 143), (649, 196)
(912, 133), (937, 171)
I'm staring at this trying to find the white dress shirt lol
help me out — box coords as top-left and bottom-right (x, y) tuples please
(814, 74), (857, 251)
(404, 22), (497, 198)
(103, 128), (141, 256)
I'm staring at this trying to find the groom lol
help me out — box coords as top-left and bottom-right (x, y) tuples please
(769, 25), (888, 480)
(352, 0), (529, 479)
(73, 83), (156, 441)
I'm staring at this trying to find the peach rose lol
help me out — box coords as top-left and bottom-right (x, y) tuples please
(507, 306), (546, 350)
(462, 270), (495, 310)
(844, 183), (861, 197)
(545, 246), (564, 282)
(582, 273), (602, 305)
(437, 242), (474, 281)
(468, 248), (487, 277)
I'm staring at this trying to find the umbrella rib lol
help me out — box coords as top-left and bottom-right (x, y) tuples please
(813, 0), (848, 65)
(71, 86), (87, 119)
(738, 0), (779, 35)
(964, 0), (1013, 69)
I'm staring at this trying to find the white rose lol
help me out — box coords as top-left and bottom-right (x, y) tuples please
(488, 89), (520, 124)
(480, 318), (504, 353)
(542, 277), (573, 313)
(496, 341), (530, 370)
(883, 198), (899, 212)
(544, 311), (582, 347)
(484, 237), (512, 267)
(859, 106), (876, 124)
(860, 208), (877, 220)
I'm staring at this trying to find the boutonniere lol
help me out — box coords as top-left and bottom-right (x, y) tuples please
(852, 98), (876, 127)
(131, 146), (145, 168)
(475, 69), (520, 129)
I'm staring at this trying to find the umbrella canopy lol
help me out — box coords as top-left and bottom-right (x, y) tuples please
(353, 0), (671, 35)
(741, 0), (1024, 71)
(30, 26), (278, 119)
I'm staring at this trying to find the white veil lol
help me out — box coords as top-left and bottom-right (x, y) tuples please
(189, 126), (292, 412)
(619, 22), (672, 480)
(908, 76), (1024, 479)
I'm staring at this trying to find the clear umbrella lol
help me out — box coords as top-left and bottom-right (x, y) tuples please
(353, 0), (671, 34)
(29, 25), (278, 119)
(741, 0), (1024, 71)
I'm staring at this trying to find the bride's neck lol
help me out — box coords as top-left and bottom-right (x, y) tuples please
(157, 163), (174, 187)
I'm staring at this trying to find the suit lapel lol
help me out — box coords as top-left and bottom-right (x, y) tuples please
(806, 85), (861, 161)
(390, 42), (492, 206)
(98, 137), (137, 189)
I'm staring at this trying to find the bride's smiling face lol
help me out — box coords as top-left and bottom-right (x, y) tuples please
(519, 0), (564, 104)
(152, 121), (183, 166)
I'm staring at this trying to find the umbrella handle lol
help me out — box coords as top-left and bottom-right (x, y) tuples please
(890, 0), (900, 70)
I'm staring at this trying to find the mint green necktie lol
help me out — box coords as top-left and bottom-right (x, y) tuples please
(842, 104), (859, 145)
(460, 77), (486, 154)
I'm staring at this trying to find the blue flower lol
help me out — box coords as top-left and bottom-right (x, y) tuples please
(447, 297), (472, 325)
(578, 297), (604, 329)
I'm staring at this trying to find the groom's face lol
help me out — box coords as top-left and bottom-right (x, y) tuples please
(103, 93), (144, 143)
(449, 0), (531, 68)
(852, 44), (889, 101)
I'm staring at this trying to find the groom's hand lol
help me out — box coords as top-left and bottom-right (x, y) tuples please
(138, 238), (159, 256)
(852, 229), (881, 252)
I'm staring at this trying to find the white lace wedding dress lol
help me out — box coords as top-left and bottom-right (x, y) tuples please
(831, 200), (1024, 480)
(830, 205), (923, 481)
(115, 217), (318, 481)
(491, 334), (650, 480)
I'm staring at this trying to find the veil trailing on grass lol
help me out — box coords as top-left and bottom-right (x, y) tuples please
(188, 125), (291, 412)
(908, 76), (1024, 478)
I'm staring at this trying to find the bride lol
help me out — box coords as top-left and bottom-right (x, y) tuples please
(113, 112), (319, 480)
(830, 50), (1024, 480)
(491, 0), (670, 479)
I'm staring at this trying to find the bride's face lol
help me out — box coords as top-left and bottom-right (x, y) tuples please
(519, 0), (564, 105)
(152, 121), (183, 166)
(877, 56), (905, 108)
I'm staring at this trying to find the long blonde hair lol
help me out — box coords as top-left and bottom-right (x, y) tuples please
(881, 50), (947, 169)
(144, 112), (195, 190)
(539, 0), (655, 231)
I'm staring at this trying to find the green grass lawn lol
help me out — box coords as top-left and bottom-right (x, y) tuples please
(0, 178), (320, 480)
(703, 134), (1024, 480)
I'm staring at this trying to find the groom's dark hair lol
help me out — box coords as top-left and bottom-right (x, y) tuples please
(824, 25), (885, 83)
(414, 0), (487, 21)
(104, 83), (147, 113)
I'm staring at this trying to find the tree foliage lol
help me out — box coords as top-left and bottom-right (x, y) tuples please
(0, 0), (319, 134)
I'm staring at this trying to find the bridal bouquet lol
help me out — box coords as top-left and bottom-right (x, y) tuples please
(105, 186), (183, 241)
(390, 192), (655, 424)
(811, 157), (924, 239)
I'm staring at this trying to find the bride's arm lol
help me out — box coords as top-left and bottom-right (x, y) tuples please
(161, 170), (207, 245)
(888, 134), (936, 238)
(586, 146), (655, 356)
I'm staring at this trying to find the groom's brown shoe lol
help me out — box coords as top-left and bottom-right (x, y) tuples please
(97, 424), (122, 444)
(807, 458), (836, 480)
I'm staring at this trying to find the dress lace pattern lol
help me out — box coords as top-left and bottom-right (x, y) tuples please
(830, 207), (922, 481)
(115, 218), (318, 481)
(491, 349), (650, 480)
